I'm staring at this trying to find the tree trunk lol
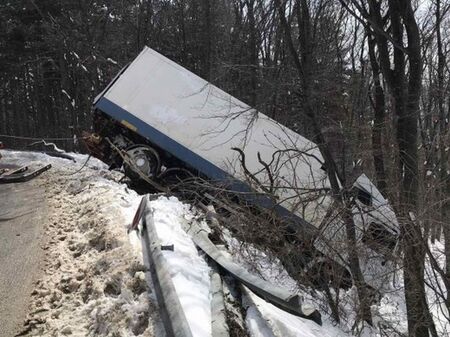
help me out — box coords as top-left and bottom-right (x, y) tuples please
(367, 33), (387, 196)
(396, 1), (435, 336)
(276, 0), (373, 324)
(346, 1), (437, 334)
(435, 0), (450, 316)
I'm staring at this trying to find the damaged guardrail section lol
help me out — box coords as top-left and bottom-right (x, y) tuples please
(187, 223), (322, 325)
(135, 194), (322, 337)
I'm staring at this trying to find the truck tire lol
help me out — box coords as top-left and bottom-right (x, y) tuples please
(124, 144), (161, 181)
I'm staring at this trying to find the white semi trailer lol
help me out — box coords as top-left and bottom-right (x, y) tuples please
(91, 46), (399, 290)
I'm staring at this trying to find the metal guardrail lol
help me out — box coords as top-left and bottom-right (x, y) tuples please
(210, 263), (230, 337)
(136, 194), (322, 337)
(187, 223), (322, 325)
(139, 197), (194, 337)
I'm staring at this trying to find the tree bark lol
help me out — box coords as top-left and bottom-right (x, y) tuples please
(276, 0), (373, 324)
(435, 0), (450, 317)
(346, 1), (437, 335)
(367, 33), (387, 196)
(394, 1), (435, 336)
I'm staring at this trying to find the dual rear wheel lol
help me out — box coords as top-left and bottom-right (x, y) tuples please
(123, 144), (195, 188)
(124, 144), (161, 180)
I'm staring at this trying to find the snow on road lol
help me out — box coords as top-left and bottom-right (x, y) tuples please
(4, 151), (158, 337)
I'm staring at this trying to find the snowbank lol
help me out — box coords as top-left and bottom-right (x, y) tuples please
(244, 287), (346, 337)
(3, 151), (159, 337)
(7, 150), (445, 337)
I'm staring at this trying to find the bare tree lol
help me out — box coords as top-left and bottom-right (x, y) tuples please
(339, 1), (439, 335)
(273, 0), (374, 325)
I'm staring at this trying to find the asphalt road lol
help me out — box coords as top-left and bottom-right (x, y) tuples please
(0, 177), (47, 337)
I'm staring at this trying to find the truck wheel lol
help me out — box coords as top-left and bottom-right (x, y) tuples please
(124, 144), (161, 180)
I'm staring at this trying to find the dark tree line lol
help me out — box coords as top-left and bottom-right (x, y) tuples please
(0, 0), (350, 150)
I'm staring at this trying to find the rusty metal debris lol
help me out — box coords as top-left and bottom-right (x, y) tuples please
(0, 164), (51, 184)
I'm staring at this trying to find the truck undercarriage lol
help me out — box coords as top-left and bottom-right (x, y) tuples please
(85, 109), (357, 292)
(86, 110), (200, 192)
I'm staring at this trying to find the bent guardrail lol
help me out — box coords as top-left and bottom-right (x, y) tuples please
(187, 223), (322, 325)
(135, 194), (322, 337)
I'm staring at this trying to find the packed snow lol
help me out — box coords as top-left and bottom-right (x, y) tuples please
(3, 150), (157, 337)
(243, 287), (346, 337)
(3, 149), (448, 337)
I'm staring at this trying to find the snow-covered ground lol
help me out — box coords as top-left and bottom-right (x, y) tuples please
(145, 196), (352, 337)
(3, 150), (448, 337)
(4, 150), (157, 337)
